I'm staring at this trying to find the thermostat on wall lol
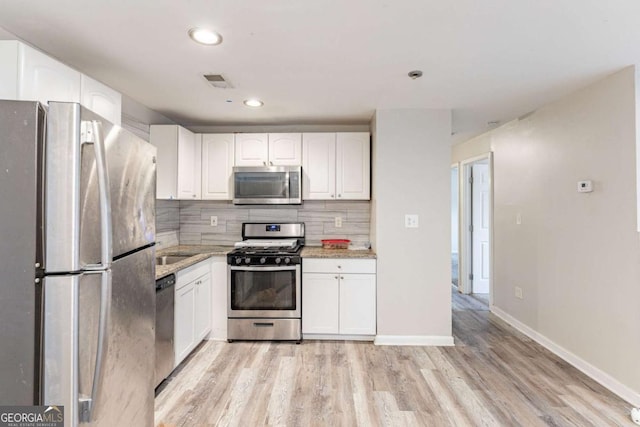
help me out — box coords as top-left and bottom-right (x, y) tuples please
(577, 180), (593, 193)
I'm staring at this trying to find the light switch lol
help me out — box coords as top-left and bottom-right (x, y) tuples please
(405, 214), (419, 228)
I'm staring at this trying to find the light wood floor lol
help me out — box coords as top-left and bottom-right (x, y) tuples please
(155, 290), (636, 426)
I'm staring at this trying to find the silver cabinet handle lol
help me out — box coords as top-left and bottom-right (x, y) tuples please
(334, 276), (339, 279)
(338, 194), (342, 198)
(83, 121), (113, 270)
(79, 269), (112, 422)
(341, 276), (344, 280)
(270, 161), (273, 166)
(331, 194), (335, 198)
(263, 161), (267, 166)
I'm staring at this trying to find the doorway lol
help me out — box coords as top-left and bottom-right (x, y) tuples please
(459, 154), (493, 305)
(451, 165), (459, 287)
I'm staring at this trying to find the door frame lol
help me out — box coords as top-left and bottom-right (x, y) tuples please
(458, 152), (493, 305)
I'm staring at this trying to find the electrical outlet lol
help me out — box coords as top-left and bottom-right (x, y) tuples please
(515, 286), (523, 299)
(405, 214), (419, 228)
(335, 216), (343, 228)
(210, 216), (218, 227)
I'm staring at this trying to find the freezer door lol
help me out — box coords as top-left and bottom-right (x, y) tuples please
(46, 102), (156, 272)
(103, 121), (156, 257)
(43, 246), (155, 427)
(0, 100), (45, 404)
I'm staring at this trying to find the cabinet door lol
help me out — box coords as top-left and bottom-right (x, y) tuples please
(302, 133), (336, 200)
(174, 282), (196, 366)
(0, 41), (19, 99)
(80, 74), (122, 126)
(195, 273), (212, 341)
(235, 133), (268, 166)
(336, 132), (370, 200)
(339, 274), (376, 335)
(18, 43), (81, 104)
(177, 127), (200, 199)
(202, 134), (234, 200)
(150, 125), (179, 199)
(302, 273), (339, 334)
(268, 133), (302, 165)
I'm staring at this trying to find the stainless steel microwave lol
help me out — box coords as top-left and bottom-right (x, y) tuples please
(233, 166), (302, 205)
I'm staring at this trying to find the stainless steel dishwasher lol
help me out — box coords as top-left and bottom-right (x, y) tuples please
(155, 273), (176, 388)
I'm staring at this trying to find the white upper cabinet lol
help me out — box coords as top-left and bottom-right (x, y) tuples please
(235, 133), (302, 166)
(303, 132), (370, 200)
(151, 125), (201, 200)
(201, 134), (234, 200)
(80, 74), (122, 126)
(336, 132), (370, 200)
(235, 133), (268, 166)
(268, 133), (302, 165)
(0, 40), (80, 104)
(302, 133), (337, 199)
(0, 41), (122, 125)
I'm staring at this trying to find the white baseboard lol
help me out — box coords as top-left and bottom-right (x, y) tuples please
(303, 334), (374, 341)
(491, 305), (640, 407)
(374, 335), (454, 346)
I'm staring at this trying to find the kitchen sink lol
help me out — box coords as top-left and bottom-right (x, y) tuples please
(155, 255), (191, 266)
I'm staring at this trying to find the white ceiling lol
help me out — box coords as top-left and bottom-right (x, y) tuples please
(1, 1), (640, 143)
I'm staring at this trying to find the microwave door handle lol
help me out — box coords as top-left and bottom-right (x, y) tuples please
(285, 171), (290, 198)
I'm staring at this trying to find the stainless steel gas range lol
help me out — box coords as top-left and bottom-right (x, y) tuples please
(227, 222), (304, 342)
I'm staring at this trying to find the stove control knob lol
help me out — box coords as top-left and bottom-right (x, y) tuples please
(244, 257), (251, 264)
(235, 257), (242, 265)
(284, 257), (291, 264)
(275, 257), (282, 264)
(260, 257), (266, 264)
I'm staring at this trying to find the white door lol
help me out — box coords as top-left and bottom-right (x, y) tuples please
(302, 273), (339, 334)
(339, 274), (376, 335)
(235, 133), (268, 166)
(268, 133), (302, 165)
(201, 133), (234, 199)
(471, 162), (490, 294)
(177, 127), (199, 199)
(336, 132), (370, 200)
(302, 133), (336, 200)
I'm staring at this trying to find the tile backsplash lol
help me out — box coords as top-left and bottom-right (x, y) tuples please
(156, 199), (371, 246)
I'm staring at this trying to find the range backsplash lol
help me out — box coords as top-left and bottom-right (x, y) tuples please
(156, 200), (371, 247)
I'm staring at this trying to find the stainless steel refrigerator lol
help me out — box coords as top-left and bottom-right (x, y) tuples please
(0, 100), (156, 427)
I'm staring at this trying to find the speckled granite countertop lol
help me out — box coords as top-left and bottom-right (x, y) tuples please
(156, 244), (376, 279)
(300, 246), (377, 259)
(155, 245), (233, 280)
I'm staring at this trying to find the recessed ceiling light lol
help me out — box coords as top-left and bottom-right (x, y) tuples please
(188, 28), (223, 45)
(243, 99), (264, 107)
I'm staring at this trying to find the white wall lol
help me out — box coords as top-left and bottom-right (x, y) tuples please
(461, 66), (640, 403)
(372, 109), (452, 343)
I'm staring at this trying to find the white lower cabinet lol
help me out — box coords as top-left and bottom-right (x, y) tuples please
(302, 258), (376, 338)
(174, 259), (211, 367)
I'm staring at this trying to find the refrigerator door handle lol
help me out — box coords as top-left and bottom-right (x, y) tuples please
(79, 269), (112, 423)
(82, 120), (113, 270)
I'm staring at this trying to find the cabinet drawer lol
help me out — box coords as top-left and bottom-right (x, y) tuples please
(303, 258), (376, 274)
(176, 259), (210, 289)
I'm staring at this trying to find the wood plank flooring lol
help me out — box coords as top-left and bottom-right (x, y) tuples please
(155, 290), (636, 426)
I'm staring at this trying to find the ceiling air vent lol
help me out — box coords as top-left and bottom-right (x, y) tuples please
(204, 74), (233, 89)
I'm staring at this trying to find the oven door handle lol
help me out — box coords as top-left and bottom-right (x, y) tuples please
(230, 266), (298, 272)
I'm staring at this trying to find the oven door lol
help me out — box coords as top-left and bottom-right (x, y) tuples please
(228, 265), (301, 318)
